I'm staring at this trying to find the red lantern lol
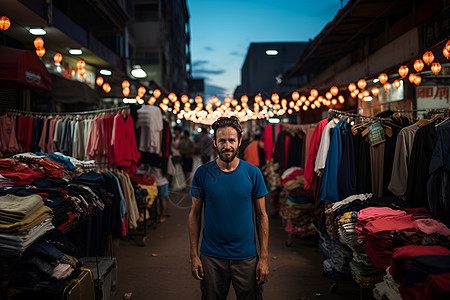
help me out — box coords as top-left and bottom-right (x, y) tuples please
(76, 60), (85, 70)
(122, 80), (130, 89)
(393, 80), (401, 89)
(348, 83), (357, 92)
(292, 91), (300, 101)
(102, 83), (111, 93)
(414, 75), (422, 85)
(271, 93), (279, 102)
(357, 79), (367, 90)
(378, 73), (388, 84)
(331, 99), (337, 105)
(53, 53), (62, 64)
(338, 95), (345, 104)
(325, 92), (332, 100)
(371, 87), (379, 96)
(310, 89), (319, 98)
(123, 88), (130, 97)
(383, 82), (391, 92)
(413, 59), (424, 72)
(36, 48), (45, 57)
(330, 86), (339, 96)
(398, 65), (409, 78)
(195, 96), (203, 103)
(431, 62), (441, 75)
(153, 89), (161, 98)
(446, 40), (450, 52)
(33, 37), (44, 49)
(0, 16), (11, 31)
(254, 95), (262, 102)
(96, 77), (104, 86)
(408, 73), (416, 83)
(443, 48), (450, 60)
(241, 95), (248, 103)
(163, 98), (170, 105)
(138, 86), (146, 97)
(181, 94), (189, 103)
(422, 51), (434, 65)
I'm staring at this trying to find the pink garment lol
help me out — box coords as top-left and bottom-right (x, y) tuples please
(416, 218), (450, 236)
(47, 119), (58, 153)
(304, 119), (328, 190)
(0, 115), (18, 155)
(38, 119), (49, 152)
(363, 214), (417, 234)
(26, 117), (34, 151)
(86, 117), (107, 160)
(304, 127), (315, 169)
(112, 114), (139, 175)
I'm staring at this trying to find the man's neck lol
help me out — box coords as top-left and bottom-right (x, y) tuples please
(216, 157), (239, 172)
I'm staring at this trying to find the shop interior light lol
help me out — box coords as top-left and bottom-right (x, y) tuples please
(131, 65), (147, 78)
(268, 118), (280, 123)
(266, 50), (278, 56)
(69, 49), (82, 55)
(100, 69), (112, 76)
(29, 28), (46, 35)
(364, 96), (373, 102)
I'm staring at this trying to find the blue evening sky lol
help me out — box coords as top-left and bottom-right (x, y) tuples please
(188, 0), (349, 100)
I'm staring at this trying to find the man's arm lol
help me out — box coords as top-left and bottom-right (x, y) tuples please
(188, 195), (204, 280)
(254, 196), (269, 285)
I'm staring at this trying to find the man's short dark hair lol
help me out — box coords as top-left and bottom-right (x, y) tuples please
(211, 116), (243, 140)
(183, 130), (190, 136)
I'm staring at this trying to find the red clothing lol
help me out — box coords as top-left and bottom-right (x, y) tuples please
(104, 114), (115, 166)
(243, 141), (260, 167)
(112, 114), (139, 175)
(304, 119), (328, 190)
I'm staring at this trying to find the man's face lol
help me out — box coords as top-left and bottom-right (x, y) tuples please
(214, 126), (241, 163)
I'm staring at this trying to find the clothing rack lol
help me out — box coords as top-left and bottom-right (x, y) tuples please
(327, 108), (385, 122)
(7, 105), (130, 116)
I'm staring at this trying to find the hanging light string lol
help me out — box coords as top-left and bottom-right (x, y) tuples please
(7, 105), (130, 117)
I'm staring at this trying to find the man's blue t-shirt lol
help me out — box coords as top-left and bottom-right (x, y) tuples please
(190, 159), (268, 260)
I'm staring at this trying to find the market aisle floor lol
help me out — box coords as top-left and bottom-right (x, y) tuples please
(115, 164), (362, 299)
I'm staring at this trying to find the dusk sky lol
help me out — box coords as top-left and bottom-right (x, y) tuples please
(188, 0), (349, 100)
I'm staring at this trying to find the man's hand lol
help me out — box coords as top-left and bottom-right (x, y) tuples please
(191, 256), (204, 280)
(256, 258), (269, 285)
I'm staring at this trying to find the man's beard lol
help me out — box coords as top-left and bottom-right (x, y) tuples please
(217, 147), (239, 163)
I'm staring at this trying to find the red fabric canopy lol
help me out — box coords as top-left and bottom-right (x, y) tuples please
(0, 45), (52, 91)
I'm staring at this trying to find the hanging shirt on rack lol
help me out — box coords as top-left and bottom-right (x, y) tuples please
(304, 118), (328, 190)
(136, 106), (163, 153)
(388, 124), (419, 198)
(321, 120), (343, 202)
(0, 115), (19, 156)
(315, 118), (338, 176)
(112, 113), (139, 175)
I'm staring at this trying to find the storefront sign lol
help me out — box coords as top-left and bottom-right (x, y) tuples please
(417, 86), (450, 110)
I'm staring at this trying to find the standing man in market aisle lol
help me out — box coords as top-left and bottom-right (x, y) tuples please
(188, 116), (269, 300)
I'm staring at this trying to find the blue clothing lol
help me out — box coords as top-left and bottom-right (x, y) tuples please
(190, 159), (268, 260)
(35, 152), (77, 170)
(106, 171), (127, 220)
(321, 120), (343, 202)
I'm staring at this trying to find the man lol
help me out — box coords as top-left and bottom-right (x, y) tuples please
(196, 128), (214, 164)
(188, 116), (269, 300)
(179, 130), (195, 192)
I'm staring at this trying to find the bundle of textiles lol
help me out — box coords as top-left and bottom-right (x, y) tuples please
(279, 167), (315, 238)
(316, 227), (353, 279)
(388, 245), (450, 300)
(1, 230), (83, 299)
(0, 194), (54, 256)
(130, 174), (158, 223)
(350, 252), (384, 288)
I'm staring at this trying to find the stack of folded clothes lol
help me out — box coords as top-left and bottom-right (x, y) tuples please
(279, 167), (315, 238)
(389, 245), (450, 300)
(350, 252), (384, 288)
(356, 207), (418, 271)
(0, 194), (54, 256)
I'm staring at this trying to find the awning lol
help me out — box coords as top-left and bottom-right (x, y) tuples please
(0, 45), (52, 91)
(51, 74), (100, 105)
